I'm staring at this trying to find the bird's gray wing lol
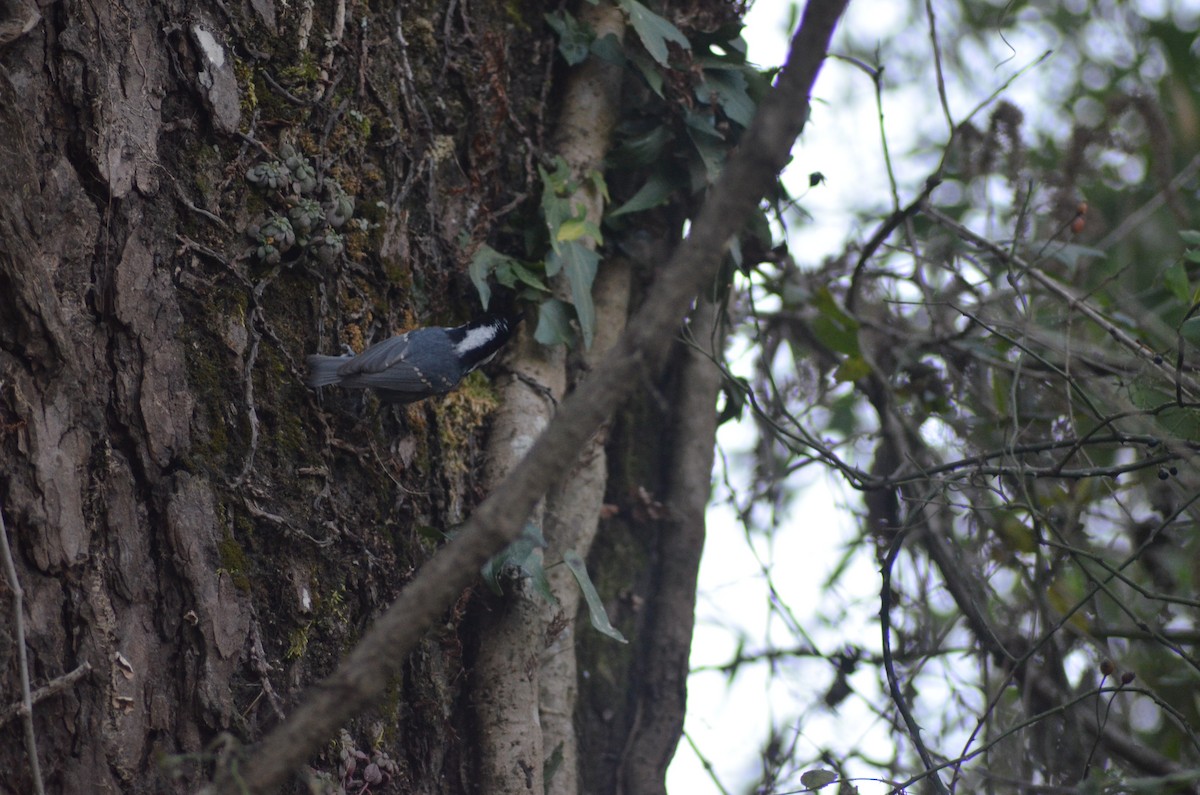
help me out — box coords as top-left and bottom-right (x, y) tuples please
(336, 330), (457, 393)
(338, 333), (413, 375)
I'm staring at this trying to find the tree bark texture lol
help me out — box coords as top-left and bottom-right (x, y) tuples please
(0, 0), (850, 791)
(471, 3), (627, 793)
(0, 0), (553, 791)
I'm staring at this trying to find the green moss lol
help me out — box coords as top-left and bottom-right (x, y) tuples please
(433, 373), (501, 480)
(278, 52), (322, 84)
(217, 533), (253, 592)
(234, 58), (258, 115)
(286, 623), (311, 660)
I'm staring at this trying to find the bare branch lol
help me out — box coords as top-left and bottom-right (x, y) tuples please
(0, 498), (45, 795)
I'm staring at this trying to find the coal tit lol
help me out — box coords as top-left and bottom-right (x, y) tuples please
(305, 313), (520, 404)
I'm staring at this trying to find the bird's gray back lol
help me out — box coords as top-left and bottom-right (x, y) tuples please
(336, 329), (461, 394)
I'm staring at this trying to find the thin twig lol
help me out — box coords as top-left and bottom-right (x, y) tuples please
(924, 0), (954, 136)
(923, 203), (1200, 402)
(0, 498), (46, 795)
(846, 176), (942, 313)
(880, 523), (951, 795)
(0, 662), (92, 725)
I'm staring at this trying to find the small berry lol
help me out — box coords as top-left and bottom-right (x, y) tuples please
(1120, 672), (1136, 685)
(1169, 466), (1179, 476)
(1157, 468), (1169, 480)
(1099, 659), (1116, 676)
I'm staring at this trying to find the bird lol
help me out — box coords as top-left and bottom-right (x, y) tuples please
(305, 313), (520, 404)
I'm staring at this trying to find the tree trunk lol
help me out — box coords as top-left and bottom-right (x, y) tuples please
(0, 0), (555, 790)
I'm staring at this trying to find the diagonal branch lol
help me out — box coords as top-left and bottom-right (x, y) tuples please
(208, 2), (851, 791)
(0, 499), (45, 795)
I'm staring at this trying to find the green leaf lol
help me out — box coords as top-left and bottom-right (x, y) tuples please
(469, 244), (513, 310)
(618, 0), (689, 67)
(826, 392), (859, 437)
(557, 217), (603, 246)
(1181, 315), (1200, 347)
(584, 168), (609, 203)
(684, 109), (728, 183)
(544, 742), (565, 785)
(481, 523), (555, 603)
(697, 65), (756, 127)
(501, 259), (549, 292)
(544, 10), (593, 66)
(1128, 379), (1200, 440)
(810, 287), (861, 356)
(996, 511), (1037, 553)
(717, 375), (749, 426)
(609, 173), (674, 217)
(612, 125), (670, 167)
(470, 245), (549, 305)
(833, 355), (871, 383)
(1164, 261), (1190, 302)
(625, 46), (665, 96)
(1180, 229), (1200, 246)
(535, 298), (574, 346)
(540, 163), (574, 239)
(549, 241), (600, 348)
(563, 550), (628, 643)
(589, 32), (626, 66)
(800, 769), (837, 789)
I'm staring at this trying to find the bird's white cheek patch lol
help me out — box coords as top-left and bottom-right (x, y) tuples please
(455, 325), (498, 354)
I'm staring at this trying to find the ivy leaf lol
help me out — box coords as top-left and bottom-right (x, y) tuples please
(481, 523), (555, 603)
(539, 158), (576, 241)
(1164, 261), (1190, 303)
(810, 286), (861, 356)
(684, 110), (727, 183)
(717, 375), (749, 426)
(626, 46), (665, 96)
(549, 241), (599, 348)
(501, 259), (549, 292)
(612, 125), (670, 168)
(468, 244), (512, 310)
(563, 550), (627, 643)
(618, 0), (689, 67)
(589, 32), (626, 66)
(544, 10), (593, 66)
(1181, 315), (1200, 347)
(1180, 229), (1200, 246)
(697, 65), (756, 127)
(535, 298), (574, 346)
(557, 217), (603, 246)
(609, 173), (674, 217)
(470, 245), (549, 305)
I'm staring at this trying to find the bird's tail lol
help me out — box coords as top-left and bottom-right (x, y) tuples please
(305, 355), (348, 387)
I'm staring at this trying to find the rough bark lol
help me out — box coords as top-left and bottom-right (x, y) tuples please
(0, 0), (552, 792)
(616, 297), (724, 795)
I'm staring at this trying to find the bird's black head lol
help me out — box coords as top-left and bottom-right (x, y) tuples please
(450, 312), (521, 374)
